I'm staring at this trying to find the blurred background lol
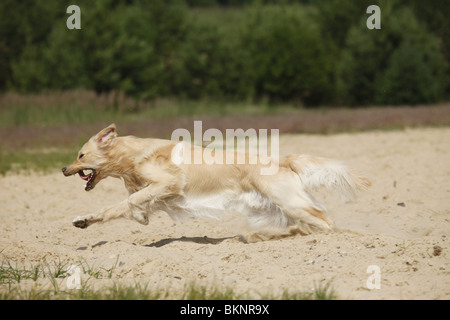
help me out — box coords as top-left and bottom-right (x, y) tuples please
(0, 0), (449, 173)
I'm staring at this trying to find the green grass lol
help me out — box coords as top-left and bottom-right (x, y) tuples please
(0, 91), (286, 128)
(1, 91), (448, 131)
(0, 258), (336, 300)
(0, 259), (70, 286)
(0, 148), (75, 175)
(262, 283), (336, 300)
(1, 281), (336, 300)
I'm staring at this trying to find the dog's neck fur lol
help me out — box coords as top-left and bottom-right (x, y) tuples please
(102, 137), (147, 193)
(103, 136), (174, 194)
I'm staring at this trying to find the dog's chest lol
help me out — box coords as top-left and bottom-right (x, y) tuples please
(122, 175), (150, 194)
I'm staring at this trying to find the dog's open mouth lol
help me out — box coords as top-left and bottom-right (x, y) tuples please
(78, 169), (96, 191)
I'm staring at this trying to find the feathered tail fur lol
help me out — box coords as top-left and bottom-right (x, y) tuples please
(284, 154), (371, 201)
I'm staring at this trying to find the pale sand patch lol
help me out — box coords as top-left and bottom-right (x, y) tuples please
(0, 127), (449, 299)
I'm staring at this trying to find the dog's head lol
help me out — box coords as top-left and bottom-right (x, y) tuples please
(62, 124), (118, 191)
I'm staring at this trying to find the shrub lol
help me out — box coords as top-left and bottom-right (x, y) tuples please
(9, 0), (187, 100)
(0, 0), (61, 91)
(171, 16), (253, 100)
(241, 5), (335, 105)
(375, 35), (444, 105)
(338, 7), (445, 106)
(3, 1), (448, 107)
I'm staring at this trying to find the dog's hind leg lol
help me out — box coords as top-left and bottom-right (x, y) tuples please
(256, 173), (334, 236)
(285, 191), (334, 235)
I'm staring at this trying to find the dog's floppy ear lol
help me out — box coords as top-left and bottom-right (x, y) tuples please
(95, 123), (118, 147)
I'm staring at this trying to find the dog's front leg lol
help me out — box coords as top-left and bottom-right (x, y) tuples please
(126, 181), (179, 225)
(72, 199), (131, 228)
(72, 179), (179, 228)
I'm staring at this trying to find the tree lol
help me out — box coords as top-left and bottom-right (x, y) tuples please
(338, 7), (445, 106)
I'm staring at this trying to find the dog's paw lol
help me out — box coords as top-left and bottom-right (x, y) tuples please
(72, 216), (89, 229)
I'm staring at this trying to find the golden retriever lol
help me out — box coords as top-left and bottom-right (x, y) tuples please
(62, 124), (370, 240)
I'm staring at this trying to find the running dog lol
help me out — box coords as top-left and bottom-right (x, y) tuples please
(62, 124), (370, 240)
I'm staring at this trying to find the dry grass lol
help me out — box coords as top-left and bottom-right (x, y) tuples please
(1, 106), (449, 150)
(0, 258), (335, 300)
(0, 90), (449, 151)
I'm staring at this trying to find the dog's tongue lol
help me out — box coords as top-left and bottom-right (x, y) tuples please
(78, 170), (90, 181)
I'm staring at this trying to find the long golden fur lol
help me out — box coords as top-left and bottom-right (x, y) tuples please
(62, 124), (370, 241)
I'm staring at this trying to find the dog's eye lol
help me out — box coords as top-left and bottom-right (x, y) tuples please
(79, 154), (85, 159)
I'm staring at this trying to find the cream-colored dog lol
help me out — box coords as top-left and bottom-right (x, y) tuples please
(62, 124), (370, 240)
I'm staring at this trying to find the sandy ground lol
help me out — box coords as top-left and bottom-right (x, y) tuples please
(0, 127), (449, 299)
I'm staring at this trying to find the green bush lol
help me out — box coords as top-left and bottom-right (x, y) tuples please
(0, 0), (61, 91)
(171, 16), (253, 100)
(316, 0), (375, 48)
(241, 5), (335, 105)
(409, 0), (450, 98)
(338, 7), (445, 106)
(2, 0), (448, 106)
(9, 45), (48, 92)
(10, 24), (87, 92)
(375, 36), (444, 105)
(172, 23), (229, 99)
(75, 0), (187, 100)
(9, 0), (187, 100)
(169, 4), (336, 105)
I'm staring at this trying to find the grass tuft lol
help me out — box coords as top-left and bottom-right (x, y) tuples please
(0, 258), (337, 300)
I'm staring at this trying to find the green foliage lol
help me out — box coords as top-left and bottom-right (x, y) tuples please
(1, 0), (448, 106)
(338, 6), (445, 106)
(409, 0), (450, 97)
(241, 5), (335, 105)
(171, 13), (253, 100)
(0, 0), (61, 90)
(376, 35), (444, 105)
(316, 0), (372, 48)
(0, 258), (337, 300)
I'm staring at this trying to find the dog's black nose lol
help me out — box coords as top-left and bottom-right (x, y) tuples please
(62, 167), (67, 173)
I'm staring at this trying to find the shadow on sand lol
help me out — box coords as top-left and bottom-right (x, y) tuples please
(144, 235), (242, 248)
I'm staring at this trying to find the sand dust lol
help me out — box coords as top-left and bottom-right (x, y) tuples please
(1, 127), (449, 299)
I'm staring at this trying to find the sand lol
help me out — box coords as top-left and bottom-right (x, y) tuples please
(0, 127), (449, 299)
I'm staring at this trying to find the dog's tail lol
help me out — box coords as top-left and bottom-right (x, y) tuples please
(284, 154), (371, 200)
